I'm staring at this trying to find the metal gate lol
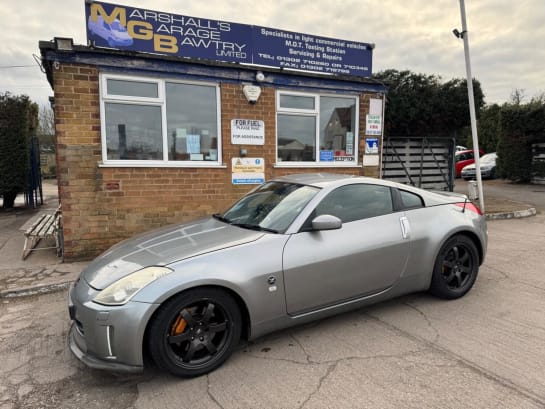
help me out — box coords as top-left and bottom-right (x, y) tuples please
(532, 143), (545, 185)
(382, 137), (455, 191)
(25, 136), (44, 208)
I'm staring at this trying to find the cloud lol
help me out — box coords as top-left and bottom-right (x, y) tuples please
(1, 0), (543, 105)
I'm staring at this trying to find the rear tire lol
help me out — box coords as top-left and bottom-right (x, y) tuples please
(148, 288), (241, 377)
(429, 235), (479, 299)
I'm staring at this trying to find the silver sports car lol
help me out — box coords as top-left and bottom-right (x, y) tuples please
(68, 173), (487, 377)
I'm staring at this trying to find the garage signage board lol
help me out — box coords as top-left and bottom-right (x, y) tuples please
(232, 158), (265, 185)
(85, 1), (373, 77)
(231, 120), (265, 145)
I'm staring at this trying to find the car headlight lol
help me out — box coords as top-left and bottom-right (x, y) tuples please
(481, 165), (493, 171)
(93, 266), (173, 306)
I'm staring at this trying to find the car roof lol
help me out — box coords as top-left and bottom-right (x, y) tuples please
(271, 173), (355, 187)
(270, 173), (404, 189)
(270, 173), (465, 206)
(456, 149), (474, 155)
(456, 149), (486, 156)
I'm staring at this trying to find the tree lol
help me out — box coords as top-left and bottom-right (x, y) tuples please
(36, 104), (55, 151)
(374, 69), (484, 142)
(509, 89), (526, 105)
(474, 103), (501, 153)
(0, 92), (36, 209)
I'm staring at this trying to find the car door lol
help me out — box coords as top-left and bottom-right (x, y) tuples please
(282, 184), (411, 315)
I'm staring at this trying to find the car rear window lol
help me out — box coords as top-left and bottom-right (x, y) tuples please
(399, 190), (424, 209)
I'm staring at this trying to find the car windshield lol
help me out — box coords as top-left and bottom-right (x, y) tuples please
(218, 182), (319, 233)
(480, 153), (496, 163)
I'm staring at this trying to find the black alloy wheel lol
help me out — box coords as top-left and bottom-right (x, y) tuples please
(148, 288), (241, 377)
(430, 235), (479, 299)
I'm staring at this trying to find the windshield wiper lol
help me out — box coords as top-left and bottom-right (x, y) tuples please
(230, 223), (279, 234)
(213, 213), (232, 224)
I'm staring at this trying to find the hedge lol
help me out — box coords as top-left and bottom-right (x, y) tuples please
(0, 93), (33, 208)
(496, 102), (545, 182)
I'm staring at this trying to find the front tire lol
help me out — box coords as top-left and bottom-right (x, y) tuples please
(148, 288), (241, 377)
(429, 235), (479, 299)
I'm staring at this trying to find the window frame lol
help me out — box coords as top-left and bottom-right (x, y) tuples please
(99, 73), (223, 168)
(275, 90), (359, 168)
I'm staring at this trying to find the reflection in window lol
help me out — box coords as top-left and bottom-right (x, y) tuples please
(100, 75), (221, 164)
(276, 91), (358, 164)
(314, 184), (393, 223)
(166, 83), (218, 161)
(222, 182), (319, 233)
(399, 190), (424, 209)
(277, 115), (316, 162)
(107, 79), (158, 98)
(279, 94), (315, 110)
(320, 97), (356, 163)
(104, 103), (162, 160)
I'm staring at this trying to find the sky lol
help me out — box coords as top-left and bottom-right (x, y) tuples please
(1, 0), (544, 108)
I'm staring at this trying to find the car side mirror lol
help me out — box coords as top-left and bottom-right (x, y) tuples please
(311, 214), (342, 231)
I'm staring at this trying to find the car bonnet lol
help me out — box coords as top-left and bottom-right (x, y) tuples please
(82, 217), (264, 290)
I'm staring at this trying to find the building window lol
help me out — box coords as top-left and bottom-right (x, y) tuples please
(276, 91), (358, 166)
(100, 74), (221, 166)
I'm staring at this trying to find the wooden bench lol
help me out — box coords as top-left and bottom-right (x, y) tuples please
(22, 206), (63, 260)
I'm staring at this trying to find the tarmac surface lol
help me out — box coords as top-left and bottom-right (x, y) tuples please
(0, 177), (539, 298)
(1, 177), (544, 408)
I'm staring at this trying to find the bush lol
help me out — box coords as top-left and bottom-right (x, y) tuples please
(474, 104), (501, 153)
(496, 102), (545, 182)
(0, 93), (33, 208)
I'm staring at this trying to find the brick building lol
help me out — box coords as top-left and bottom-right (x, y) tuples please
(39, 39), (386, 260)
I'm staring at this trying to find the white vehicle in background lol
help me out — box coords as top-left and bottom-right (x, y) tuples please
(461, 152), (498, 180)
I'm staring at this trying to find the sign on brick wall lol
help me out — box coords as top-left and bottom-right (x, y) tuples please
(85, 1), (373, 77)
(231, 119), (265, 145)
(232, 158), (265, 185)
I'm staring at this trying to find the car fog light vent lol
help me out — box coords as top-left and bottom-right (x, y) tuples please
(75, 319), (84, 335)
(106, 325), (115, 358)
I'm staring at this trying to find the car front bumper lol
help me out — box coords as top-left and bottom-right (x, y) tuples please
(461, 168), (494, 179)
(67, 279), (160, 373)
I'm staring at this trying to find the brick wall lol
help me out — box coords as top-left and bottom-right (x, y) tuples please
(53, 62), (381, 260)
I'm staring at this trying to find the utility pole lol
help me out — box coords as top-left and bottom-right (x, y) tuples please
(454, 0), (485, 212)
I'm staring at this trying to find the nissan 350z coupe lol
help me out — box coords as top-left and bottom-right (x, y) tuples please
(68, 173), (487, 377)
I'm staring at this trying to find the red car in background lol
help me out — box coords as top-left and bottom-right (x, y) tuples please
(455, 149), (485, 177)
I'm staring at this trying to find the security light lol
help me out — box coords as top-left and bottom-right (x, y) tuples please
(54, 37), (74, 52)
(452, 29), (466, 39)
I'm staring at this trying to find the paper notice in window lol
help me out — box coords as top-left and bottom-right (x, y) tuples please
(176, 128), (187, 139)
(186, 134), (201, 154)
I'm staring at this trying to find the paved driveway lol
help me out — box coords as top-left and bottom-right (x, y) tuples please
(1, 216), (545, 408)
(455, 178), (545, 212)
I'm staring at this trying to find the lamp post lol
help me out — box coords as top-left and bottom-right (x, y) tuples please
(454, 0), (485, 212)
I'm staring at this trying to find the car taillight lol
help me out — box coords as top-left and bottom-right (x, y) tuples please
(454, 202), (483, 215)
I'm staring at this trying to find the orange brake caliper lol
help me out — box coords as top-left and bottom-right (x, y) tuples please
(171, 313), (188, 335)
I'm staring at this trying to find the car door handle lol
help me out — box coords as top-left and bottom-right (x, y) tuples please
(399, 216), (410, 239)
